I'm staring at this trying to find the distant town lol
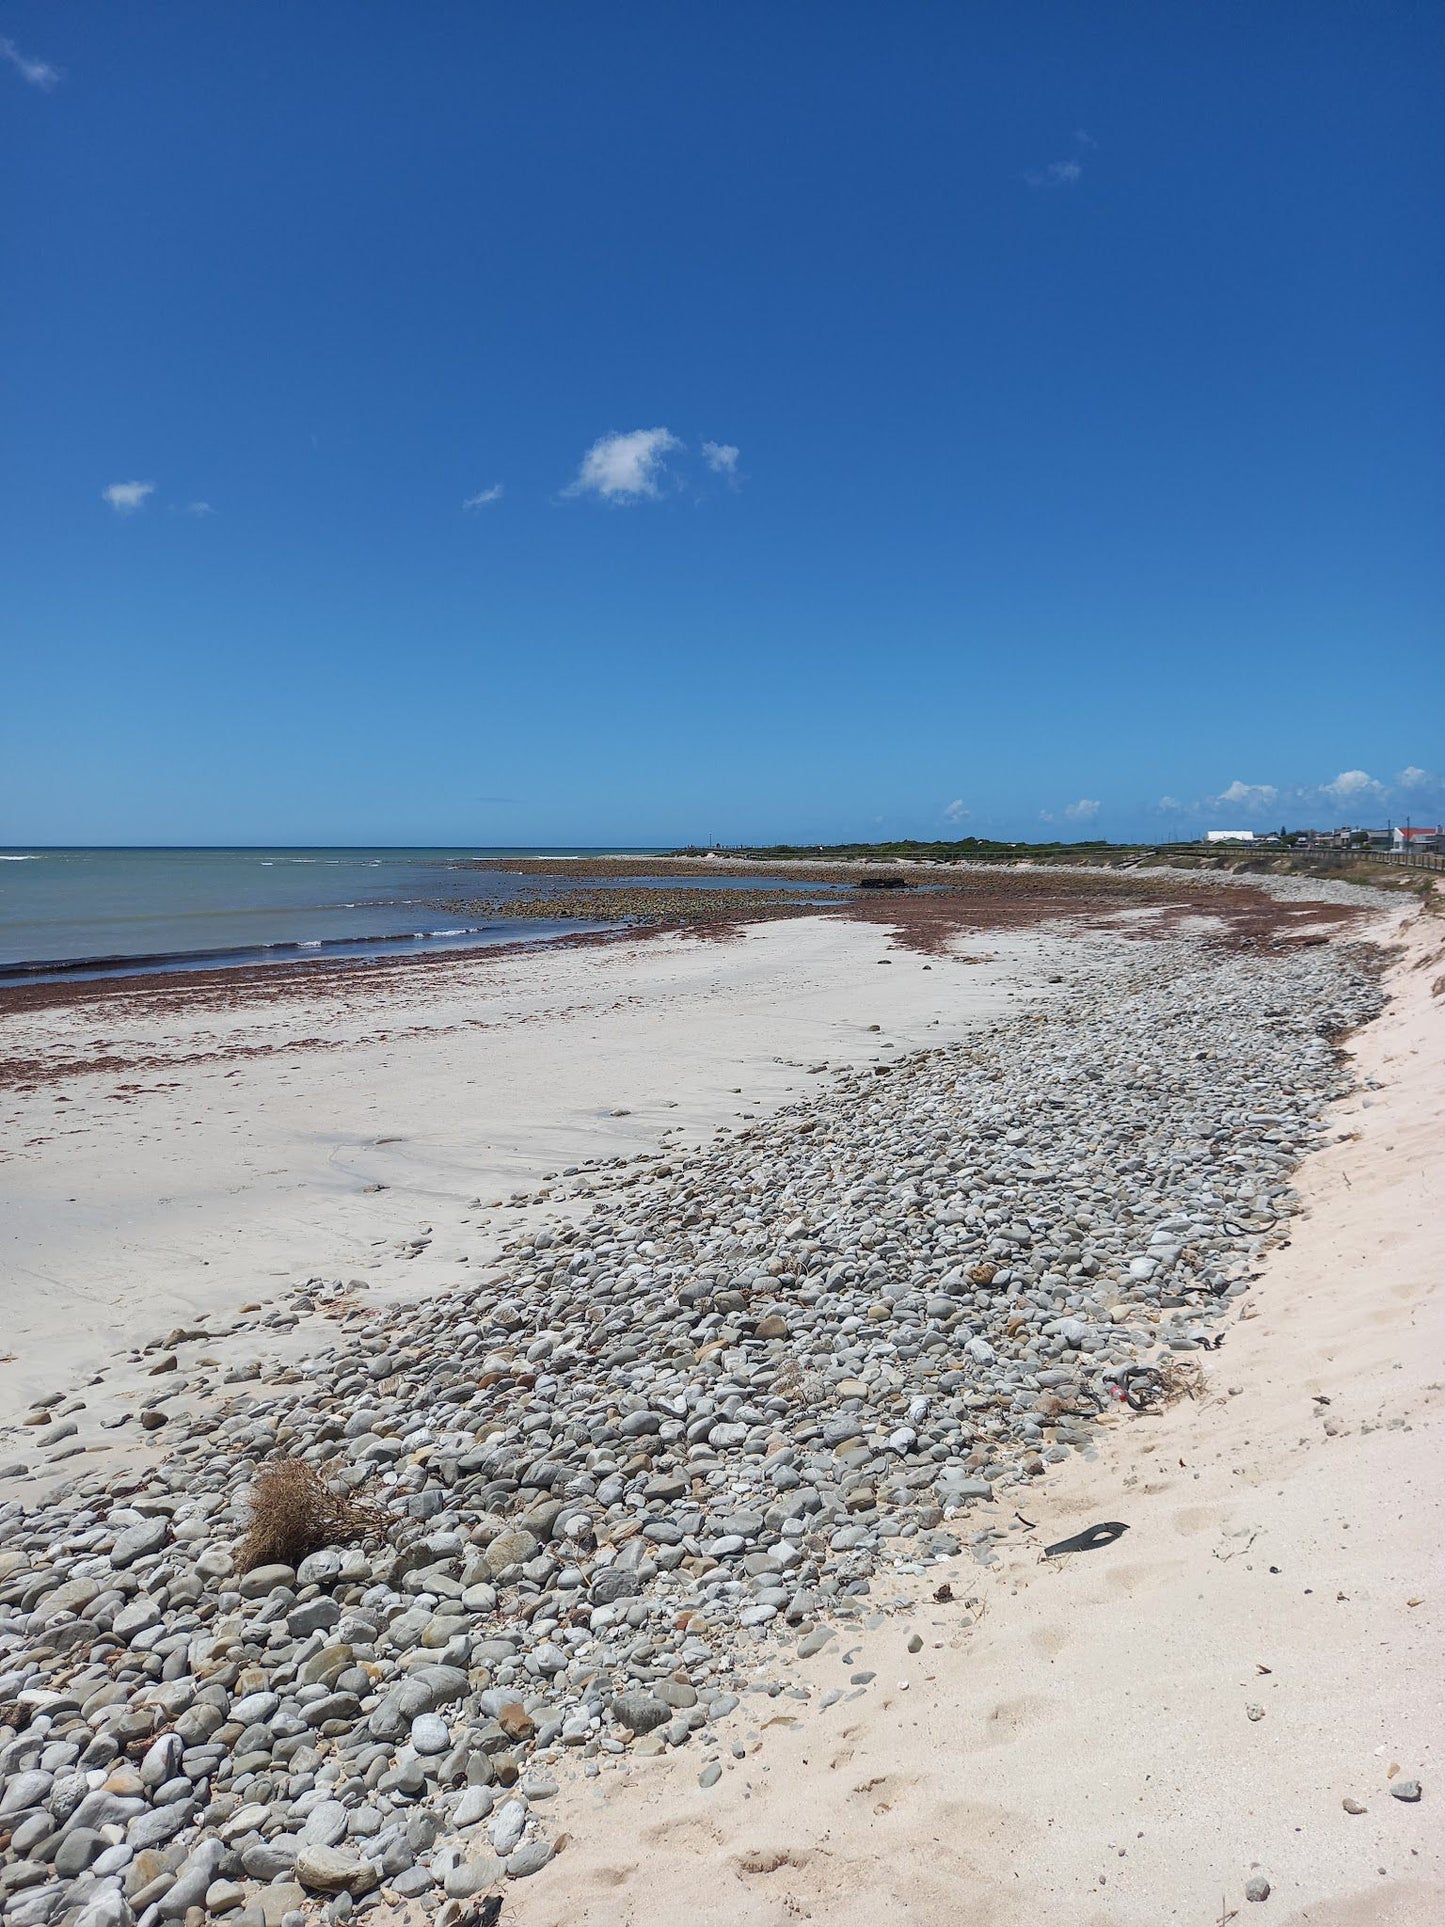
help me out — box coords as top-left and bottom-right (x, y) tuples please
(1206, 823), (1444, 852)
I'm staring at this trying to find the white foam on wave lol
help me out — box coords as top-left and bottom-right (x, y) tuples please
(0, 854), (42, 861)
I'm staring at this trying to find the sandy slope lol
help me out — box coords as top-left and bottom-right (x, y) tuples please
(500, 912), (1444, 1927)
(0, 917), (1065, 1425)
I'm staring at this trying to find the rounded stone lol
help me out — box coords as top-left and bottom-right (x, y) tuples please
(410, 1713), (450, 1755)
(294, 1847), (380, 1897)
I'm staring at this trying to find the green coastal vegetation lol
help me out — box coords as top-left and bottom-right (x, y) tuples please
(675, 836), (1120, 863)
(670, 838), (1438, 900)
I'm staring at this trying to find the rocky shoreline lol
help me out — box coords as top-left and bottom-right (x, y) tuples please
(0, 925), (1388, 1927)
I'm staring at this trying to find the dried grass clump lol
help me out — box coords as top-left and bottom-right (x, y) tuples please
(236, 1457), (390, 1573)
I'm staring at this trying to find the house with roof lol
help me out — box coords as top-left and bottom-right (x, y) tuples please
(1393, 824), (1445, 854)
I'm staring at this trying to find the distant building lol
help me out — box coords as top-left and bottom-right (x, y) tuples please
(1205, 830), (1255, 843)
(1394, 824), (1445, 854)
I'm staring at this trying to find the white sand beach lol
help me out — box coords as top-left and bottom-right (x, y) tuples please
(0, 918), (1067, 1428)
(0, 888), (1438, 1927)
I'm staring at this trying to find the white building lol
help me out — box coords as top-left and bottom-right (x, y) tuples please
(1205, 830), (1255, 843)
(1394, 824), (1444, 854)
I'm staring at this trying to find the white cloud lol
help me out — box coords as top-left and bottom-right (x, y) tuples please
(102, 481), (155, 515)
(1025, 158), (1082, 189)
(463, 485), (504, 509)
(182, 501), (213, 517)
(943, 799), (970, 824)
(1211, 780), (1278, 814)
(702, 441), (740, 479)
(1157, 796), (1182, 812)
(1398, 765), (1436, 791)
(564, 428), (682, 502)
(1, 36), (61, 89)
(1064, 798), (1100, 821)
(1038, 809), (1056, 824)
(1026, 129), (1093, 191)
(1321, 768), (1384, 802)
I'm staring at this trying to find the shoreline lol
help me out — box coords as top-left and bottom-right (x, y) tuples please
(0, 916), (1068, 1429)
(0, 861), (1377, 1026)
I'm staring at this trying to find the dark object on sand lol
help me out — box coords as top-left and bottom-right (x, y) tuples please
(236, 1458), (390, 1573)
(1120, 1365), (1167, 1410)
(933, 1582), (954, 1603)
(465, 1901), (503, 1927)
(856, 875), (912, 890)
(1044, 1521), (1129, 1558)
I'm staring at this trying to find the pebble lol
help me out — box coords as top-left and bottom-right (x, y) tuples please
(505, 1840), (554, 1879)
(0, 911), (1385, 1926)
(442, 1855), (502, 1899)
(1245, 1874), (1271, 1902)
(487, 1803), (528, 1857)
(294, 1848), (381, 1897)
(409, 1714), (451, 1756)
(1390, 1780), (1421, 1803)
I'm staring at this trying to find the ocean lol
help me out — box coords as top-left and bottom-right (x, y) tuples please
(0, 847), (661, 984)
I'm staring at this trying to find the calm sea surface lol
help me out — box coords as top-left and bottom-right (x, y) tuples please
(0, 847), (668, 983)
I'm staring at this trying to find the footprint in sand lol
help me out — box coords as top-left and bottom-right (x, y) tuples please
(640, 1814), (727, 1853)
(1173, 1501), (1229, 1537)
(1030, 1622), (1069, 1658)
(1105, 1555), (1189, 1596)
(848, 1772), (917, 1815)
(980, 1692), (1057, 1746)
(735, 1846), (815, 1875)
(591, 1865), (636, 1889)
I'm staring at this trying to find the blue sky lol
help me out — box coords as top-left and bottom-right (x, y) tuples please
(2, 3), (1441, 846)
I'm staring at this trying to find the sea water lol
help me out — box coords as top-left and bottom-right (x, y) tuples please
(0, 847), (652, 982)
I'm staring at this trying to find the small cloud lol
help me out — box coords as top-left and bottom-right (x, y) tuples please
(1025, 158), (1082, 189)
(1211, 779), (1278, 813)
(1038, 809), (1056, 824)
(1026, 129), (1092, 190)
(1398, 765), (1436, 791)
(182, 501), (213, 517)
(1321, 768), (1384, 803)
(564, 427), (682, 502)
(102, 481), (155, 515)
(1157, 796), (1182, 812)
(1064, 798), (1100, 822)
(463, 485), (504, 509)
(702, 440), (740, 480)
(1, 36), (61, 90)
(943, 799), (970, 824)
